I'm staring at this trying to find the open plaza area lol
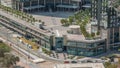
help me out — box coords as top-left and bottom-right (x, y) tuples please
(31, 11), (74, 26)
(0, 0), (120, 68)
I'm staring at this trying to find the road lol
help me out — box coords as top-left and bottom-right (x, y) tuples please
(11, 51), (39, 68)
(0, 9), (66, 62)
(0, 25), (64, 63)
(0, 27), (40, 68)
(0, 9), (51, 36)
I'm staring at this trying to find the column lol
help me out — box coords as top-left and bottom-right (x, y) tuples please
(77, 1), (80, 11)
(38, 0), (39, 12)
(18, 2), (20, 10)
(54, 0), (56, 11)
(106, 28), (110, 51)
(69, 0), (70, 4)
(61, 0), (62, 5)
(21, 2), (24, 12)
(44, 0), (46, 6)
(119, 27), (120, 42)
(30, 1), (32, 12)
(69, 0), (71, 11)
(113, 28), (114, 50)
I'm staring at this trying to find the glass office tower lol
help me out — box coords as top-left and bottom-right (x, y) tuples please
(91, 0), (108, 29)
(11, 0), (94, 12)
(91, 0), (120, 51)
(11, 0), (83, 12)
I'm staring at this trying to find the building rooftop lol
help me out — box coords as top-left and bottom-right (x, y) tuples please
(67, 34), (85, 41)
(0, 10), (52, 37)
(67, 34), (105, 43)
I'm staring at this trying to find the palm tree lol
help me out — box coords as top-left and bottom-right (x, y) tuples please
(61, 19), (67, 26)
(42, 22), (45, 25)
(32, 18), (36, 22)
(68, 16), (74, 24)
(0, 4), (44, 24)
(39, 20), (41, 22)
(0, 48), (5, 57)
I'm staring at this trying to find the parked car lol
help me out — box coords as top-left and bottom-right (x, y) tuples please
(71, 60), (77, 63)
(64, 61), (70, 64)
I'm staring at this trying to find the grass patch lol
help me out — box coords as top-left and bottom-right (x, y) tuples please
(0, 24), (2, 27)
(67, 55), (75, 59)
(42, 48), (52, 55)
(77, 56), (85, 59)
(0, 41), (11, 52)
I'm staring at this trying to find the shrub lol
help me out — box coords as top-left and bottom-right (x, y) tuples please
(91, 33), (95, 37)
(42, 48), (52, 55)
(61, 19), (69, 26)
(0, 42), (11, 52)
(96, 31), (100, 35)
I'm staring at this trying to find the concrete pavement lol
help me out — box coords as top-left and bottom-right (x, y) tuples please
(0, 26), (64, 63)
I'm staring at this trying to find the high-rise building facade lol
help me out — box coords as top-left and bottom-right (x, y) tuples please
(11, 0), (85, 12)
(1, 0), (120, 57)
(91, 0), (108, 29)
(11, 0), (93, 12)
(91, 0), (120, 51)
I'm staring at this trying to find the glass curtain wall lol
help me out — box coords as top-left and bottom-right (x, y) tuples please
(66, 41), (106, 56)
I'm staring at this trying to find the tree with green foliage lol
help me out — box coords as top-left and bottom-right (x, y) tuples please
(0, 42), (11, 52)
(0, 42), (20, 68)
(39, 20), (41, 22)
(104, 62), (117, 68)
(61, 19), (69, 26)
(68, 16), (74, 24)
(42, 48), (52, 55)
(0, 4), (43, 24)
(75, 10), (91, 38)
(61, 19), (65, 25)
(96, 31), (100, 35)
(91, 32), (95, 37)
(2, 54), (20, 68)
(0, 49), (5, 57)
(42, 22), (45, 25)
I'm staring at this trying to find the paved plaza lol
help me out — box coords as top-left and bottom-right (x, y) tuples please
(31, 11), (73, 37)
(31, 12), (74, 26)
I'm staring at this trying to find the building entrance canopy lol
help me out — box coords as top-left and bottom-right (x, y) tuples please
(82, 4), (91, 8)
(23, 5), (45, 10)
(56, 4), (79, 9)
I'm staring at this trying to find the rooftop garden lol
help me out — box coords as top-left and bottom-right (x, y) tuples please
(0, 4), (42, 24)
(61, 10), (99, 39)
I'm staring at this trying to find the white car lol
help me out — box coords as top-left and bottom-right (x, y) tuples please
(31, 58), (45, 63)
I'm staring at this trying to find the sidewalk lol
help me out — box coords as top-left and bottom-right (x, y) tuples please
(17, 62), (30, 68)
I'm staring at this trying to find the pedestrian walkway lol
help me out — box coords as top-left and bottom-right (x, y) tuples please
(17, 62), (30, 68)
